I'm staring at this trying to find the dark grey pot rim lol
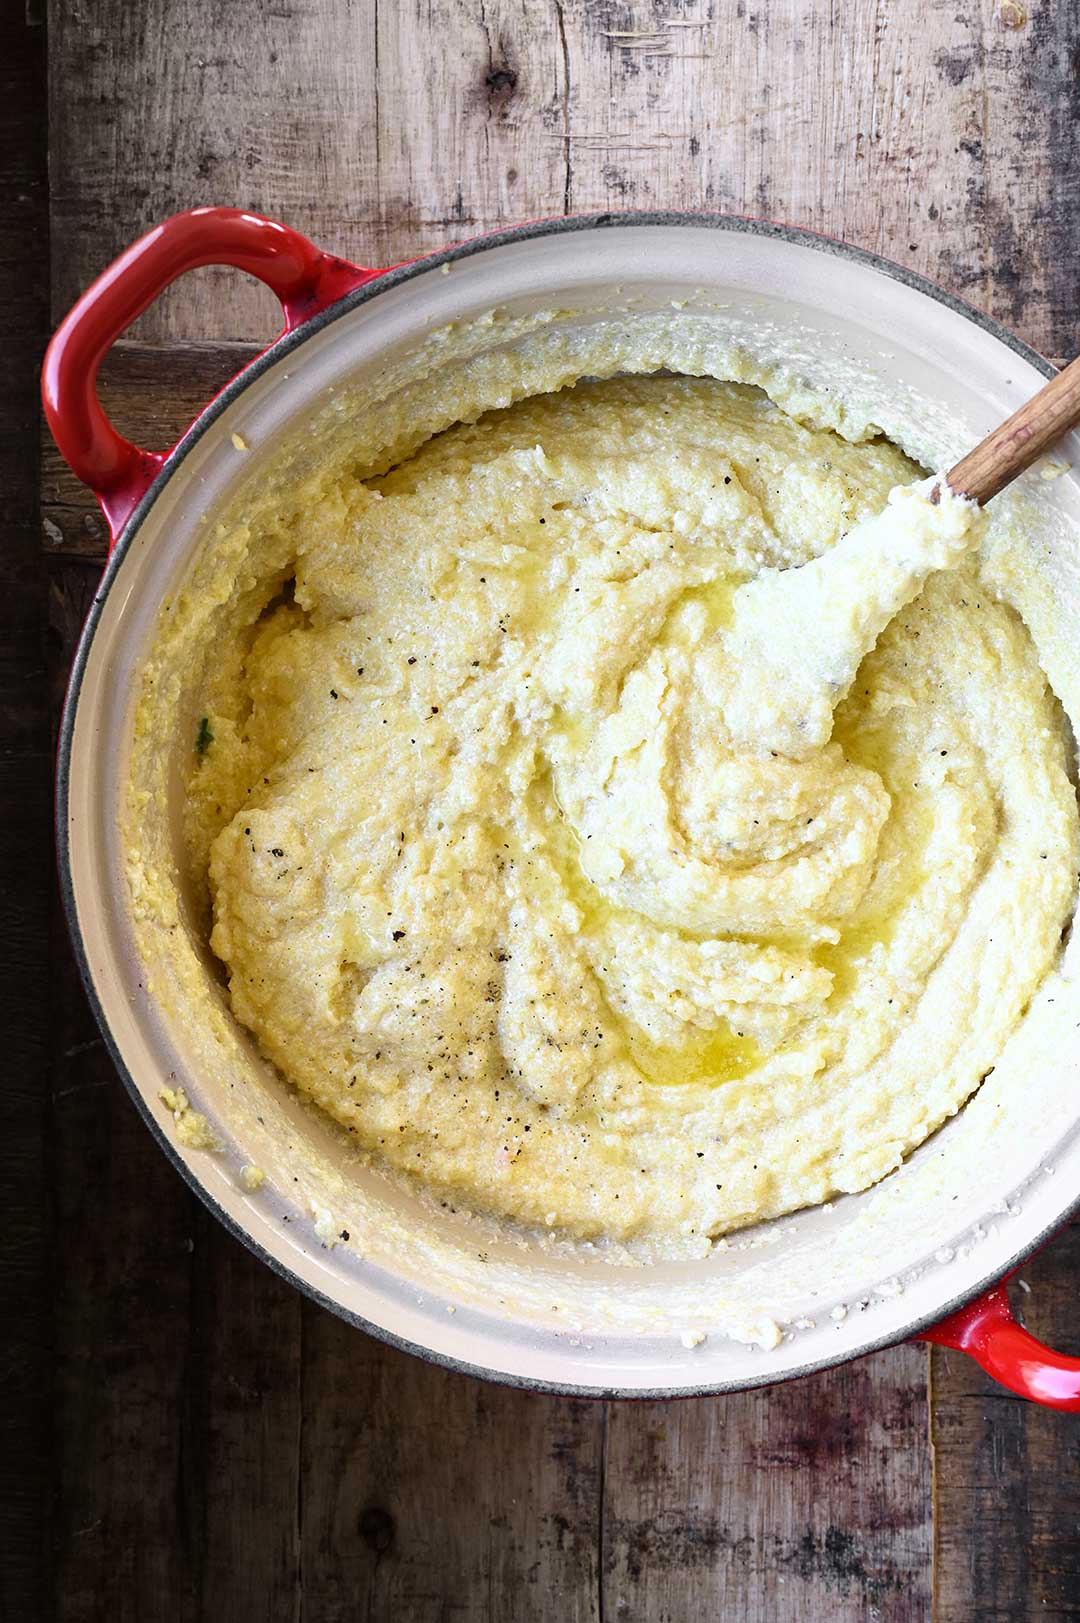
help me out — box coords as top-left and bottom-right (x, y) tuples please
(54, 208), (1072, 1400)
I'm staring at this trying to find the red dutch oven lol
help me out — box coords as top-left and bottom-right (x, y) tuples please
(43, 207), (1080, 1406)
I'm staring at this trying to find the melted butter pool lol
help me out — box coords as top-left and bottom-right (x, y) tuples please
(535, 771), (763, 1087)
(619, 1018), (763, 1087)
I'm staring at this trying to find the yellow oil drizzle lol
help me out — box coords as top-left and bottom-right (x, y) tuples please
(620, 1019), (762, 1087)
(538, 600), (934, 1080)
(814, 906), (912, 999)
(533, 764), (763, 1088)
(659, 573), (747, 648)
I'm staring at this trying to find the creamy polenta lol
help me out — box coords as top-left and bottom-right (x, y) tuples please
(178, 372), (1077, 1245)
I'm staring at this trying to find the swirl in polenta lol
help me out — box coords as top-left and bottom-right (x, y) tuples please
(181, 374), (1078, 1243)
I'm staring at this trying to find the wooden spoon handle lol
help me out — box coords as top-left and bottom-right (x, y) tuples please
(943, 352), (1080, 506)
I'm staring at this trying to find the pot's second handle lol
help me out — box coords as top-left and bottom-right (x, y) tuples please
(920, 1279), (1080, 1410)
(42, 206), (378, 540)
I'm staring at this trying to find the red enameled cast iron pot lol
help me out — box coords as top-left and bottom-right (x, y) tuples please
(43, 206), (1080, 1407)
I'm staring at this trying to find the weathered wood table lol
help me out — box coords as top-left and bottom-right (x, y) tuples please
(6, 2), (1080, 1618)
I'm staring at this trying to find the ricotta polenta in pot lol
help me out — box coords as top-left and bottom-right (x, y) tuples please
(180, 371), (1078, 1246)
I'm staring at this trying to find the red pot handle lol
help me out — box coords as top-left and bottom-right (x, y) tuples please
(920, 1274), (1080, 1410)
(42, 206), (378, 541)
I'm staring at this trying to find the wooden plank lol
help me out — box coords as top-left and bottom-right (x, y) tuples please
(932, 1221), (1080, 1621)
(46, 0), (380, 339)
(603, 1348), (932, 1620)
(47, 0), (1074, 355)
(297, 1302), (603, 1623)
(927, 5), (1080, 1619)
(46, 562), (199, 1618)
(192, 1210), (303, 1622)
(47, 561), (200, 1623)
(0, 9), (51, 1623)
(47, 0), (571, 343)
(47, 558), (306, 1623)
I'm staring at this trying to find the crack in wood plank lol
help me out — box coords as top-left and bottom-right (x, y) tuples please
(554, 0), (572, 214)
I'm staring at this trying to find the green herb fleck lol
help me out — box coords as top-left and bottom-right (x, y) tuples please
(196, 716), (214, 756)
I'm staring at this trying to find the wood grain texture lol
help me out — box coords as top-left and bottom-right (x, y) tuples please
(0, 10), (50, 1623)
(945, 349), (1080, 505)
(603, 1348), (932, 1620)
(36, 0), (1080, 1620)
(932, 1222), (1080, 1622)
(298, 1306), (604, 1623)
(48, 897), (200, 1623)
(48, 0), (1078, 352)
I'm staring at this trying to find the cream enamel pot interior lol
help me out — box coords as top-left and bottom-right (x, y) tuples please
(45, 208), (1080, 1405)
